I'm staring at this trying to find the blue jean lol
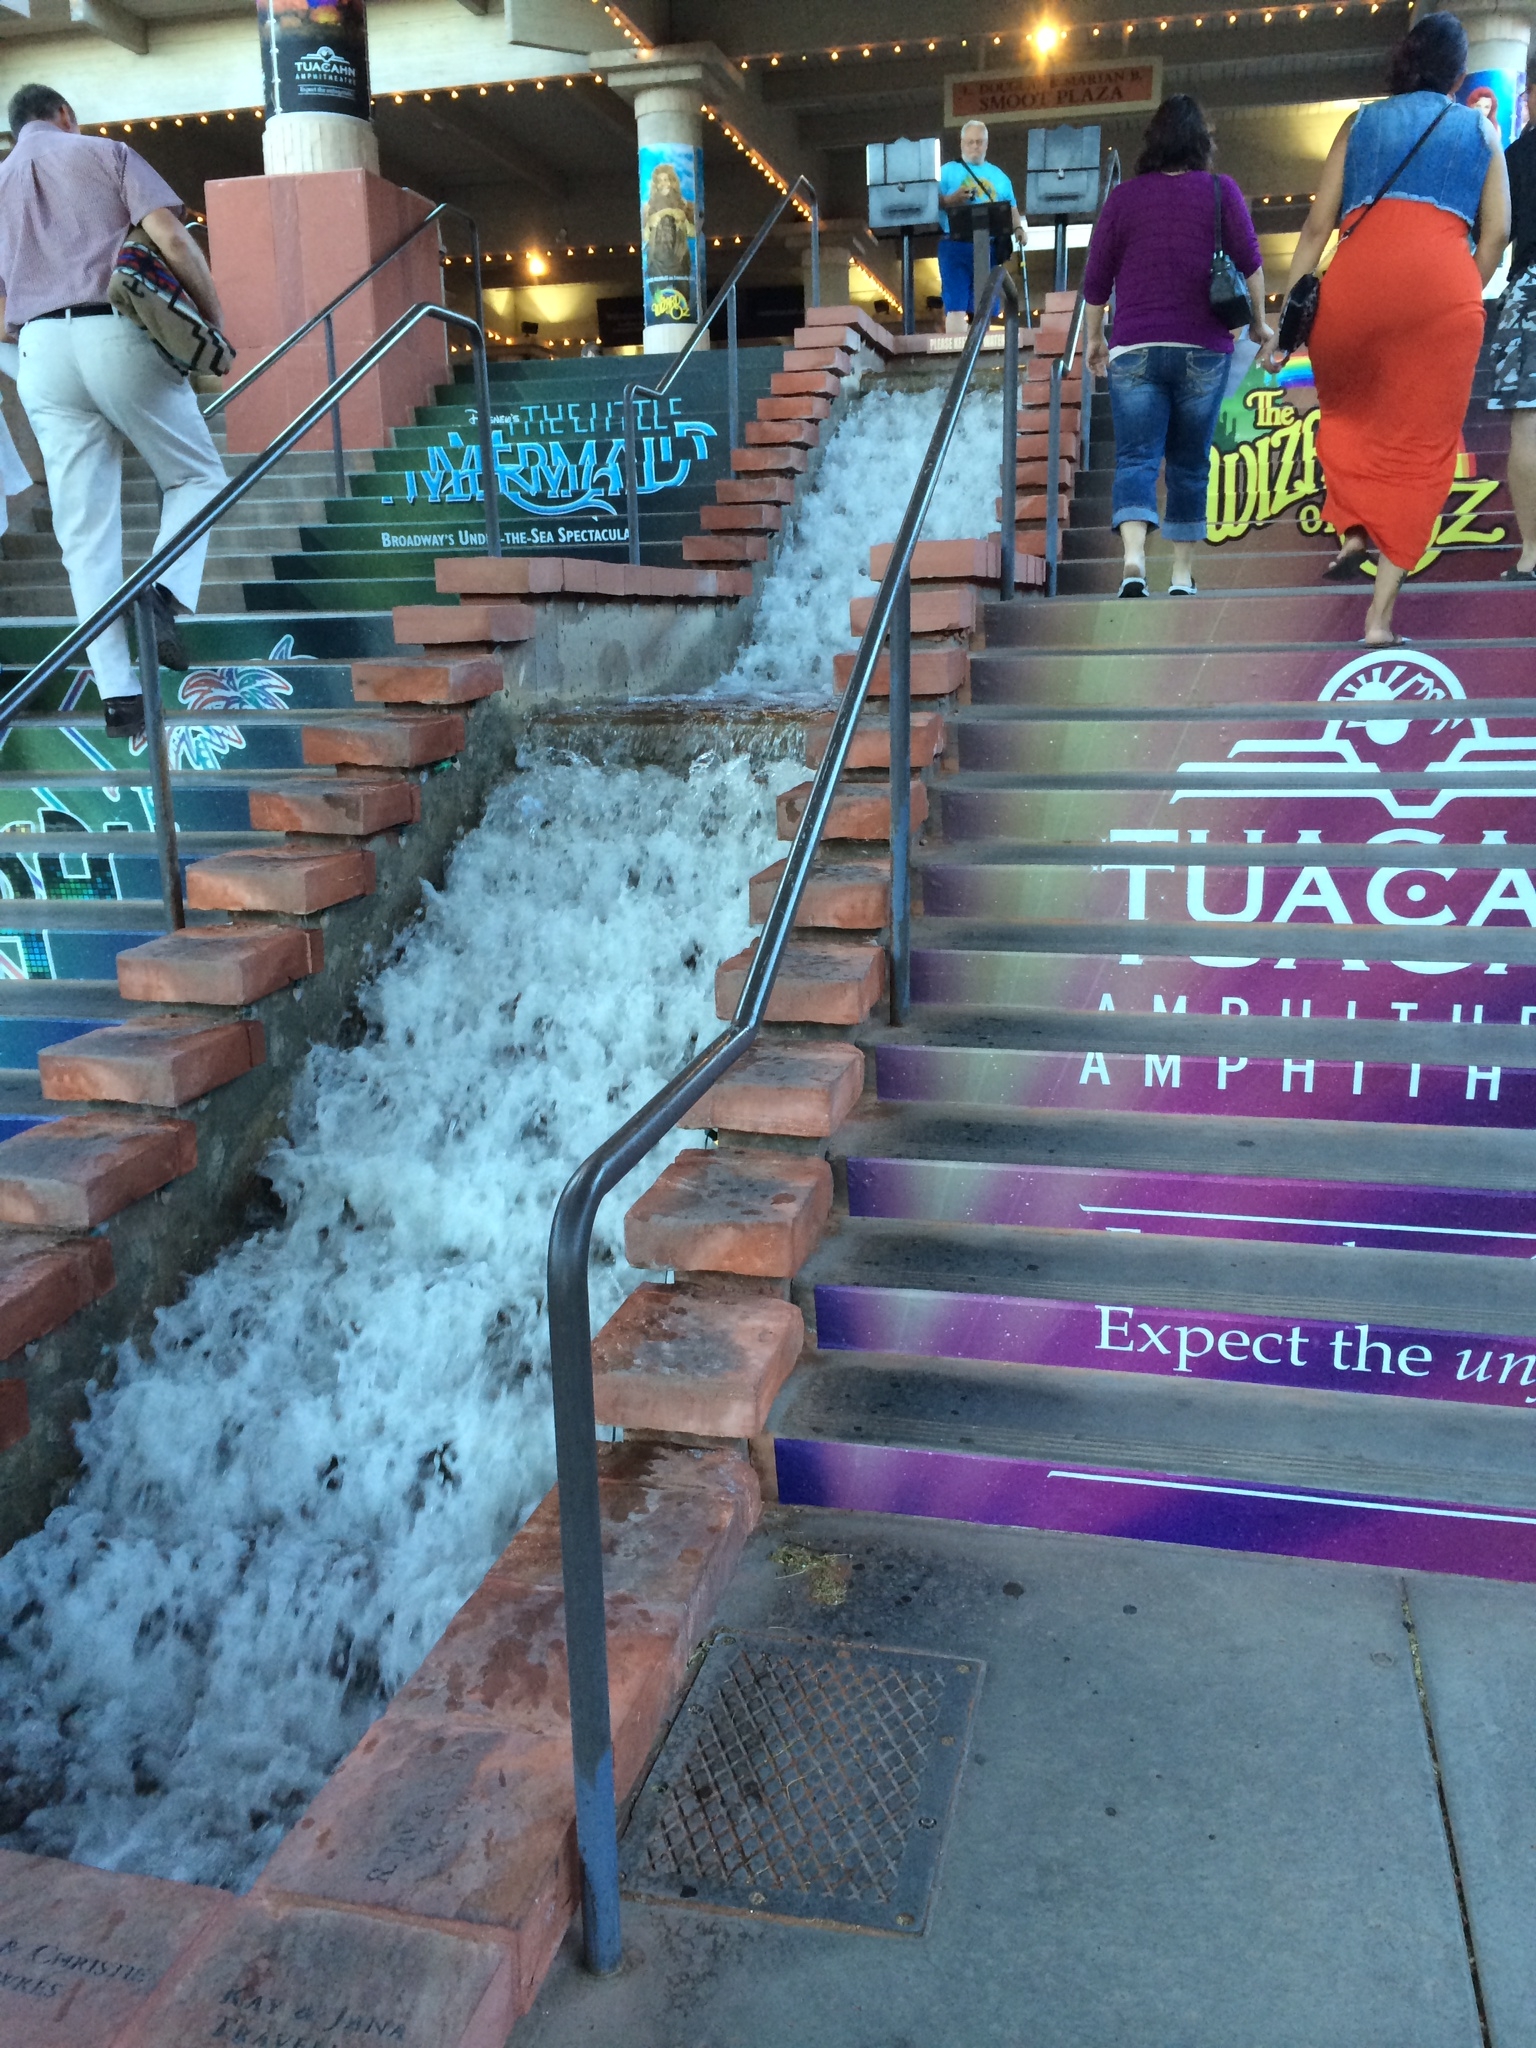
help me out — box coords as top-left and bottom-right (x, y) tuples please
(937, 232), (1009, 317)
(1107, 344), (1228, 543)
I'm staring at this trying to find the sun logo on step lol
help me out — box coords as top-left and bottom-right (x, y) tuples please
(1175, 646), (1536, 819)
(129, 636), (295, 773)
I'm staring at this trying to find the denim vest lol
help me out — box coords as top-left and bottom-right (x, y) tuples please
(1341, 92), (1492, 227)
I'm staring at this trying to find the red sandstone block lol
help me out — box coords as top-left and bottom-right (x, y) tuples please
(110, 1892), (515, 2048)
(592, 1283), (804, 1435)
(701, 502), (782, 532)
(834, 647), (969, 698)
(717, 473), (796, 505)
(118, 925), (322, 1006)
(1016, 429), (1080, 461)
(393, 600), (536, 645)
(731, 445), (810, 476)
(682, 1040), (865, 1139)
(683, 533), (770, 564)
(1013, 458), (1076, 488)
(780, 344), (853, 374)
(626, 1146), (832, 1276)
(0, 1378), (25, 1449)
(435, 555), (568, 596)
(792, 323), (861, 352)
(247, 776), (420, 835)
(1044, 288), (1076, 313)
(1032, 320), (1072, 357)
(0, 1113), (194, 1229)
(1013, 550), (1049, 585)
(749, 855), (890, 929)
(0, 1851), (230, 2047)
(801, 303), (897, 354)
(39, 1016), (264, 1109)
(184, 846), (375, 915)
(758, 394), (832, 422)
(744, 418), (820, 448)
(851, 584), (978, 636)
(1019, 403), (1081, 435)
(302, 712), (465, 767)
(1026, 356), (1082, 389)
(776, 777), (929, 842)
(772, 369), (841, 398)
(350, 655), (501, 705)
(1010, 491), (1071, 525)
(0, 1231), (113, 1360)
(804, 709), (944, 770)
(869, 537), (1000, 585)
(714, 569), (755, 599)
(714, 939), (886, 1026)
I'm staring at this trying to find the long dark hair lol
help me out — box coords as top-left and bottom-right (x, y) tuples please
(1387, 11), (1467, 94)
(1136, 94), (1216, 174)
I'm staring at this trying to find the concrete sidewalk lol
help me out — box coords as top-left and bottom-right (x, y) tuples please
(519, 1511), (1536, 2048)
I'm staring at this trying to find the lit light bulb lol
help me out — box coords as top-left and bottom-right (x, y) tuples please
(1033, 22), (1062, 54)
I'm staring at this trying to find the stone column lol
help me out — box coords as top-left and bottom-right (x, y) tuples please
(602, 46), (744, 355)
(1456, 6), (1531, 143)
(258, 0), (380, 175)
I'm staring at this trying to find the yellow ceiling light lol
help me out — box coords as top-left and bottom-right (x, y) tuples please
(526, 251), (548, 277)
(1032, 22), (1062, 55)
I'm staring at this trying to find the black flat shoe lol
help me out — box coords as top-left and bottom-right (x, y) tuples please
(1323, 547), (1373, 581)
(103, 694), (145, 740)
(1117, 574), (1148, 599)
(1499, 564), (1536, 581)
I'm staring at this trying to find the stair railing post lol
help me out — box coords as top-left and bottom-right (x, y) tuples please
(469, 326), (502, 558)
(134, 593), (184, 931)
(727, 283), (739, 462)
(888, 566), (912, 1026)
(322, 315), (345, 498)
(999, 276), (1019, 603)
(901, 229), (915, 335)
(623, 384), (642, 568)
(1081, 364), (1094, 473)
(1045, 356), (1064, 596)
(810, 198), (821, 308)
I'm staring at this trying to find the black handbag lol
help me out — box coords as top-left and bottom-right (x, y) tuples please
(1209, 175), (1254, 329)
(1277, 100), (1453, 352)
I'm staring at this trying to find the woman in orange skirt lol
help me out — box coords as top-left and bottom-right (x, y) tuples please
(1271, 13), (1508, 644)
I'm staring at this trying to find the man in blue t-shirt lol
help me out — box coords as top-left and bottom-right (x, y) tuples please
(938, 120), (1026, 330)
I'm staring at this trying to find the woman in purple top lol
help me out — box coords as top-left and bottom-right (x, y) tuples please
(1082, 97), (1269, 596)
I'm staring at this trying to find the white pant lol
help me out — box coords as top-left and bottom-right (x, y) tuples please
(18, 311), (226, 698)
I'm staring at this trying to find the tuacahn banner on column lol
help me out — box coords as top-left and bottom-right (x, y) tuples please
(258, 0), (372, 122)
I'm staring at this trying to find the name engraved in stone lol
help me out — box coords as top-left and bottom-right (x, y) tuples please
(0, 1929), (158, 1999)
(213, 1984), (408, 2040)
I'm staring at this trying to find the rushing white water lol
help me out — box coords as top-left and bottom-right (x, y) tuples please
(702, 380), (1006, 705)
(0, 753), (783, 1889)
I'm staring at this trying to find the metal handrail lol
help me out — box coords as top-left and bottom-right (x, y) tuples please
(546, 263), (1023, 1974)
(203, 198), (484, 496)
(622, 175), (820, 567)
(1, 302), (500, 931)
(1044, 150), (1122, 593)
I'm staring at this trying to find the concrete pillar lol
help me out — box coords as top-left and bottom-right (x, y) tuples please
(1456, 7), (1531, 143)
(258, 0), (380, 174)
(602, 47), (744, 356)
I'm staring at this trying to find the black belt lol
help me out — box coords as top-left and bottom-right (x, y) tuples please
(28, 302), (114, 322)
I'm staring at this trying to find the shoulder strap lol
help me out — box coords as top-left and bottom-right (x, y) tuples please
(1345, 101), (1453, 238)
(1213, 173), (1225, 256)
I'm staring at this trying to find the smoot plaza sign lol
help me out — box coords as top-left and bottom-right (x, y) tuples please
(946, 58), (1162, 124)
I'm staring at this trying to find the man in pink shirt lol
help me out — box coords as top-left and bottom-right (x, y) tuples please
(0, 83), (226, 737)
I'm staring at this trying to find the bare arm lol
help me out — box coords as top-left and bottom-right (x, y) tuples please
(139, 207), (223, 327)
(1474, 132), (1511, 284)
(1246, 266), (1272, 346)
(1083, 301), (1109, 378)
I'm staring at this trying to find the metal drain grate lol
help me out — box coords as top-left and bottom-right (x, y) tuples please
(619, 1632), (983, 1934)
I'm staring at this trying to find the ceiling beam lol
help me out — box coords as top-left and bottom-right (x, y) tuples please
(68, 0), (147, 55)
(420, 107), (564, 195)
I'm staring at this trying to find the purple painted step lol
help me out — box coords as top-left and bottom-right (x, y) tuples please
(775, 1437), (1536, 1583)
(936, 784), (1536, 843)
(967, 642), (1536, 706)
(1062, 553), (1526, 592)
(845, 1155), (1536, 1258)
(982, 587), (1536, 651)
(875, 1041), (1536, 1128)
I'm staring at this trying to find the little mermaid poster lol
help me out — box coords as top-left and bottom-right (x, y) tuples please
(639, 143), (704, 338)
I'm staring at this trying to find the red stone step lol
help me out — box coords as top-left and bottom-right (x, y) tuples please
(1001, 492), (1072, 525)
(715, 938), (886, 1025)
(39, 1016), (265, 1108)
(771, 368), (842, 399)
(804, 709), (945, 770)
(801, 302), (897, 355)
(350, 656), (501, 705)
(1016, 458), (1076, 487)
(717, 473), (796, 505)
(302, 713), (465, 768)
(681, 1039), (866, 1138)
(833, 647), (968, 698)
(117, 925), (322, 1005)
(1044, 288), (1076, 313)
(792, 322), (864, 353)
(1025, 361), (1082, 395)
(393, 600), (535, 646)
(0, 1231), (114, 1359)
(749, 856), (890, 928)
(758, 393), (832, 422)
(592, 1284), (804, 1434)
(0, 1378), (24, 1448)
(701, 501), (782, 532)
(776, 776), (929, 842)
(780, 344), (853, 375)
(682, 533), (770, 564)
(1017, 428), (1079, 460)
(744, 418), (820, 449)
(184, 846), (375, 915)
(0, 1113), (195, 1229)
(247, 776), (421, 836)
(626, 1147), (832, 1274)
(850, 585), (978, 635)
(731, 445), (810, 476)
(868, 537), (1000, 585)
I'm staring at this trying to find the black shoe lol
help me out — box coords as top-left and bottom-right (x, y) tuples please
(103, 693), (145, 741)
(150, 583), (189, 670)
